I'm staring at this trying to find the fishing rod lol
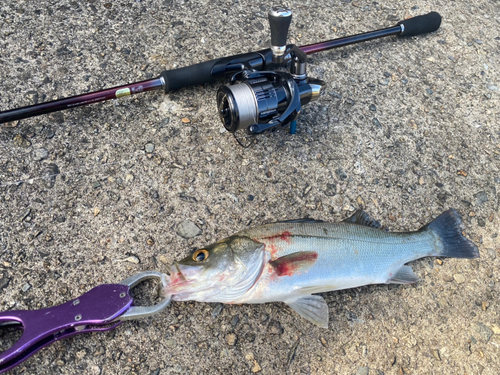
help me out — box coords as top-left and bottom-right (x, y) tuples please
(0, 8), (441, 138)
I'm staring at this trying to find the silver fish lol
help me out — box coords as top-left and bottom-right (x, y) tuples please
(164, 209), (479, 328)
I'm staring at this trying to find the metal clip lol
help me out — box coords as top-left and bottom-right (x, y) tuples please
(116, 270), (171, 321)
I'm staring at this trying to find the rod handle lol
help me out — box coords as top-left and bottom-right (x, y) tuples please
(160, 59), (219, 92)
(397, 12), (442, 37)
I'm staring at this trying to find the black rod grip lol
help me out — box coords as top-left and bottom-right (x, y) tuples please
(160, 59), (219, 92)
(397, 12), (442, 37)
(268, 6), (292, 46)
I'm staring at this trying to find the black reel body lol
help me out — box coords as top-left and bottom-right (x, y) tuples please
(216, 56), (324, 135)
(218, 71), (294, 134)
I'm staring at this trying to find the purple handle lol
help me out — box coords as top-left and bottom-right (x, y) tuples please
(0, 284), (133, 373)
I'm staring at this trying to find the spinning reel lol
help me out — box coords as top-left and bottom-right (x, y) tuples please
(216, 7), (325, 137)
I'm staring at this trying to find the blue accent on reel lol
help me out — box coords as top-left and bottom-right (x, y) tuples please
(289, 120), (297, 134)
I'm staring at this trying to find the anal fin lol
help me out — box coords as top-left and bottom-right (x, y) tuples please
(285, 295), (329, 328)
(387, 266), (420, 284)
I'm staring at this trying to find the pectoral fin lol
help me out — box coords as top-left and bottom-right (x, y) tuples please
(269, 251), (318, 277)
(285, 295), (329, 328)
(387, 265), (420, 284)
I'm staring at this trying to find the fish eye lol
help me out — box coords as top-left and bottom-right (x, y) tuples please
(192, 249), (209, 262)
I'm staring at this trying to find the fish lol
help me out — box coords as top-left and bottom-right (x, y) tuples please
(163, 209), (479, 328)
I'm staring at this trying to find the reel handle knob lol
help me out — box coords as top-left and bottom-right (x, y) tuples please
(268, 6), (292, 59)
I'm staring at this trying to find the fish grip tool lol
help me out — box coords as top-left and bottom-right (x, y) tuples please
(0, 271), (171, 374)
(0, 8), (441, 143)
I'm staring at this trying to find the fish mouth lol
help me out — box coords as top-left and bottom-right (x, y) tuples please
(162, 263), (205, 300)
(165, 263), (188, 285)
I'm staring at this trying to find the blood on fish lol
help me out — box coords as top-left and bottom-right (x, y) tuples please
(170, 273), (184, 285)
(270, 251), (318, 277)
(263, 231), (292, 244)
(268, 243), (278, 257)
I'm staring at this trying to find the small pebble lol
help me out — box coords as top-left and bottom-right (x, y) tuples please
(251, 360), (262, 373)
(369, 104), (377, 111)
(93, 208), (100, 216)
(145, 143), (155, 153)
(212, 303), (224, 318)
(431, 349), (441, 361)
(225, 333), (237, 346)
(356, 367), (369, 375)
(18, 209), (31, 222)
(231, 315), (240, 327)
(108, 191), (120, 201)
(165, 339), (177, 349)
(473, 322), (493, 343)
(491, 325), (500, 335)
(147, 238), (155, 246)
(443, 275), (454, 282)
(176, 220), (202, 239)
(474, 191), (488, 204)
(453, 274), (465, 284)
(181, 118), (190, 123)
(33, 148), (48, 161)
(22, 283), (31, 292)
(114, 256), (140, 264)
(12, 134), (31, 148)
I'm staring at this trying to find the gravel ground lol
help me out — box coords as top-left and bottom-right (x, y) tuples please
(0, 0), (499, 374)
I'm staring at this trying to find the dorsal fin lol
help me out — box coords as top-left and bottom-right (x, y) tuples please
(275, 218), (325, 224)
(343, 210), (381, 229)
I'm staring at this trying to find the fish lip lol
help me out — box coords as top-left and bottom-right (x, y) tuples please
(163, 263), (184, 288)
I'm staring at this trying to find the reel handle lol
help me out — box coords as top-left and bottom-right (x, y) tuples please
(268, 6), (292, 59)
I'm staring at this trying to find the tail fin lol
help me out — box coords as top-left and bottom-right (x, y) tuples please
(422, 209), (479, 259)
